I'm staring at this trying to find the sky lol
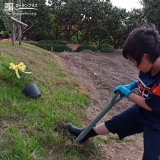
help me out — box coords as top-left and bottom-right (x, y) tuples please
(110, 0), (142, 11)
(45, 0), (143, 11)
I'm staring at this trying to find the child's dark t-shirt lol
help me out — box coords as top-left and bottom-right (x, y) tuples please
(137, 71), (160, 130)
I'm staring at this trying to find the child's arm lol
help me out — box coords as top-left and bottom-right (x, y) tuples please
(114, 85), (153, 111)
(128, 93), (152, 111)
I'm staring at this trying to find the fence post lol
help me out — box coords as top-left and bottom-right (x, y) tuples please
(11, 0), (15, 46)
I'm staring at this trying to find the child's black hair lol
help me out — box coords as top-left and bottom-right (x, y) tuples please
(123, 25), (160, 66)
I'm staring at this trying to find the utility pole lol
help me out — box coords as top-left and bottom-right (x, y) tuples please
(11, 0), (15, 46)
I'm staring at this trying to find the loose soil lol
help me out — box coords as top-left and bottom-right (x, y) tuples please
(58, 47), (143, 160)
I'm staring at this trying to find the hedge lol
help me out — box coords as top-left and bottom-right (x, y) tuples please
(29, 43), (72, 52)
(97, 44), (113, 53)
(77, 45), (98, 52)
(38, 40), (65, 45)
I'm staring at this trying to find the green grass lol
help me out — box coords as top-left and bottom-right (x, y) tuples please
(0, 42), (100, 159)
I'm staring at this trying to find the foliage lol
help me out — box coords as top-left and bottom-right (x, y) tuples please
(0, 0), (146, 48)
(0, 0), (10, 35)
(140, 0), (160, 30)
(51, 0), (112, 43)
(0, 19), (5, 32)
(30, 43), (53, 51)
(99, 7), (145, 49)
(38, 40), (65, 45)
(30, 0), (55, 40)
(0, 31), (8, 39)
(49, 0), (145, 48)
(29, 41), (72, 52)
(77, 45), (98, 52)
(97, 44), (113, 53)
(69, 35), (78, 44)
(51, 44), (72, 52)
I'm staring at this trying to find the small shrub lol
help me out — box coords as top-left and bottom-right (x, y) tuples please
(33, 43), (53, 51)
(30, 43), (72, 52)
(38, 40), (53, 44)
(77, 45), (98, 52)
(38, 40), (65, 45)
(97, 44), (114, 53)
(52, 45), (72, 52)
(70, 35), (78, 44)
(52, 40), (66, 45)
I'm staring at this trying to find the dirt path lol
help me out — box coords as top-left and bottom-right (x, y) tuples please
(58, 49), (143, 160)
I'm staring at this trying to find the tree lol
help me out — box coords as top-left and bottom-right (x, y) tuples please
(140, 0), (160, 30)
(0, 0), (11, 37)
(107, 8), (145, 48)
(19, 0), (54, 40)
(51, 0), (112, 43)
(90, 7), (144, 48)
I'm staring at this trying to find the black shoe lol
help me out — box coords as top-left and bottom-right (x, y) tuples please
(67, 123), (84, 137)
(67, 123), (98, 143)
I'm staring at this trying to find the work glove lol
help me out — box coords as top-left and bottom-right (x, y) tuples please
(114, 85), (132, 98)
(124, 81), (138, 90)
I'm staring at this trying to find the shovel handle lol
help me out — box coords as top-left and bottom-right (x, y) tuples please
(74, 92), (123, 142)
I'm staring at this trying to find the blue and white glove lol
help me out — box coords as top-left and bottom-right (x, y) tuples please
(124, 81), (138, 90)
(114, 85), (132, 98)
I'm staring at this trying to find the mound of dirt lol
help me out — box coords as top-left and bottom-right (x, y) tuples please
(58, 49), (143, 160)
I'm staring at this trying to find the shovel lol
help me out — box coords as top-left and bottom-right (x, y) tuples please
(74, 92), (123, 142)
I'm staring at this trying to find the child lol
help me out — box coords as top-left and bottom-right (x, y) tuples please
(67, 26), (160, 160)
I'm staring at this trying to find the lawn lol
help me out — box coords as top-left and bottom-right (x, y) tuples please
(0, 42), (100, 160)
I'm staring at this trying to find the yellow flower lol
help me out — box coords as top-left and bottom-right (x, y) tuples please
(9, 62), (32, 78)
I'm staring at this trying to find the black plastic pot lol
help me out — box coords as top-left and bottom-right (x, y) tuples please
(23, 83), (41, 99)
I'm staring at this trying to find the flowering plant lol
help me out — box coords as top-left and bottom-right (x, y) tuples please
(1, 54), (40, 99)
(9, 62), (32, 78)
(0, 54), (32, 88)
